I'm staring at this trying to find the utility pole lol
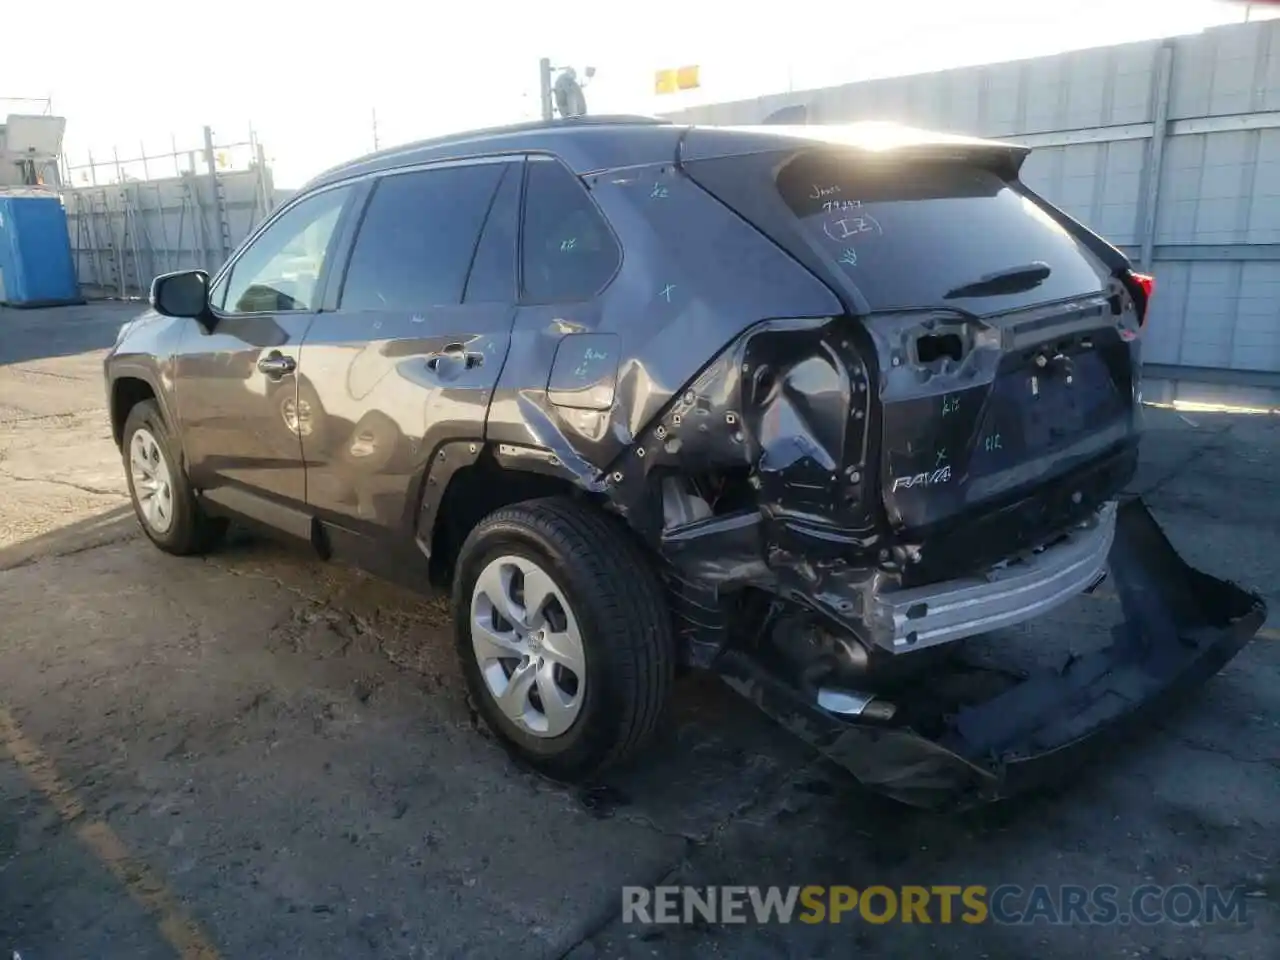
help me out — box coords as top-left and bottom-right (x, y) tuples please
(372, 108), (380, 150)
(538, 58), (554, 121)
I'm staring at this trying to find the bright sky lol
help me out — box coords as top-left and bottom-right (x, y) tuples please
(1, 0), (1272, 188)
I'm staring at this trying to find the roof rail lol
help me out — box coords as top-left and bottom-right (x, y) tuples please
(532, 114), (671, 128)
(306, 114), (678, 189)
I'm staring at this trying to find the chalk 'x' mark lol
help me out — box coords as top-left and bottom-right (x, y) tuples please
(660, 284), (676, 303)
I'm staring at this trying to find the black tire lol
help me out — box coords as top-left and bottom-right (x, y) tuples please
(121, 399), (228, 556)
(451, 497), (675, 781)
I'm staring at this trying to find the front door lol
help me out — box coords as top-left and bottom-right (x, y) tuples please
(296, 158), (521, 541)
(173, 184), (354, 506)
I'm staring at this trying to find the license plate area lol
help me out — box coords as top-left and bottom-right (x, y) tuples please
(969, 348), (1124, 481)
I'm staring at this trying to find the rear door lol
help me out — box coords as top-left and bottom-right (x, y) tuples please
(296, 156), (521, 544)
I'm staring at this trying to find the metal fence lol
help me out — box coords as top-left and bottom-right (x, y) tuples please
(61, 127), (277, 299)
(663, 19), (1280, 385)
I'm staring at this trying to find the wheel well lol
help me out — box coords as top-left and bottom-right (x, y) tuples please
(426, 458), (581, 586)
(111, 377), (157, 448)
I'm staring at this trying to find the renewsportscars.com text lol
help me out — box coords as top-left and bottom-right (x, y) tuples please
(621, 884), (1251, 926)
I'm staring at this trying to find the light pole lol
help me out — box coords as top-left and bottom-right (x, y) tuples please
(539, 58), (554, 121)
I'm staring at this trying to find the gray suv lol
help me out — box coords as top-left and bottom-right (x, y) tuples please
(105, 116), (1265, 809)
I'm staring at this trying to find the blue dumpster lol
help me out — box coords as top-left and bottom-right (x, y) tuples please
(0, 190), (82, 308)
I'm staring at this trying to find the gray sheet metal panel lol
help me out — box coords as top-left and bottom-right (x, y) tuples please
(664, 19), (1280, 377)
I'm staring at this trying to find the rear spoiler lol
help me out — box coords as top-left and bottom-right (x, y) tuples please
(677, 122), (1031, 180)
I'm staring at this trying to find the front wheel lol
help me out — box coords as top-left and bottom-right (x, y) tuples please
(451, 497), (675, 781)
(121, 399), (227, 556)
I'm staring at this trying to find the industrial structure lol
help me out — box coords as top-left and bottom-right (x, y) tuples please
(1, 99), (282, 304)
(59, 128), (278, 300)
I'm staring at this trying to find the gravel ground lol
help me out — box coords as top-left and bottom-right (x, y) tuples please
(0, 303), (1276, 960)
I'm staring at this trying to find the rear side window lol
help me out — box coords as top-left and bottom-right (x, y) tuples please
(521, 159), (619, 302)
(776, 152), (1109, 315)
(340, 164), (504, 310)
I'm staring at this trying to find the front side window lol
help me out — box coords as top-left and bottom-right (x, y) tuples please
(520, 158), (620, 303)
(219, 186), (350, 314)
(339, 163), (505, 311)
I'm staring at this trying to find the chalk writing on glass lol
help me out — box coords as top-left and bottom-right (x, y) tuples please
(984, 433), (1003, 452)
(838, 248), (858, 267)
(822, 199), (864, 213)
(936, 448), (949, 469)
(941, 395), (961, 417)
(660, 284), (676, 303)
(650, 183), (669, 199)
(560, 238), (578, 252)
(822, 212), (881, 243)
(584, 347), (609, 362)
(808, 184), (841, 199)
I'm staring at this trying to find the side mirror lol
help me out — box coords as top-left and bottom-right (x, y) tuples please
(151, 270), (212, 322)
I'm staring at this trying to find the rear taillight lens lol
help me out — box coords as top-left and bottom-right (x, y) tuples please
(1126, 270), (1155, 327)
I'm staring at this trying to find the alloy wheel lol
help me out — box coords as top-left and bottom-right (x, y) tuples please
(129, 427), (175, 534)
(469, 554), (586, 738)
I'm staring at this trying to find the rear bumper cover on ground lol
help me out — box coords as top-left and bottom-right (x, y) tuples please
(716, 497), (1267, 810)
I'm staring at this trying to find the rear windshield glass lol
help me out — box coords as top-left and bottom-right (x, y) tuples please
(776, 152), (1109, 315)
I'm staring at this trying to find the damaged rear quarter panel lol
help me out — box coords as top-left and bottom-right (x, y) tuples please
(483, 162), (844, 494)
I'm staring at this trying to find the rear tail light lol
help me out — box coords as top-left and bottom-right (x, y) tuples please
(1115, 269), (1154, 342)
(1130, 271), (1155, 303)
(1125, 270), (1155, 327)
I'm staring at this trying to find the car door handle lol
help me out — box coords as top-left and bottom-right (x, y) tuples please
(258, 352), (296, 377)
(425, 344), (483, 371)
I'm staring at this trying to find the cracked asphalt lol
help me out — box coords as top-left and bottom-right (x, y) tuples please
(1, 303), (1277, 959)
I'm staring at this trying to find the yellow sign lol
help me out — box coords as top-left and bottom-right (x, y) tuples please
(655, 65), (700, 95)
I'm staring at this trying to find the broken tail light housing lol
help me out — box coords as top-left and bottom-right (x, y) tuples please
(1123, 270), (1155, 334)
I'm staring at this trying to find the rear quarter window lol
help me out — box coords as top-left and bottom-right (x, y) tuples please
(520, 158), (620, 303)
(776, 152), (1110, 315)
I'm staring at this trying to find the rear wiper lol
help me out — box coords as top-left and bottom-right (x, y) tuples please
(943, 261), (1052, 299)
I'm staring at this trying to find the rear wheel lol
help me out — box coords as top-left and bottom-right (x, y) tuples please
(452, 497), (674, 781)
(122, 400), (227, 555)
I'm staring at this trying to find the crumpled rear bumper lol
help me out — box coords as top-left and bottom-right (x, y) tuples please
(715, 497), (1267, 810)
